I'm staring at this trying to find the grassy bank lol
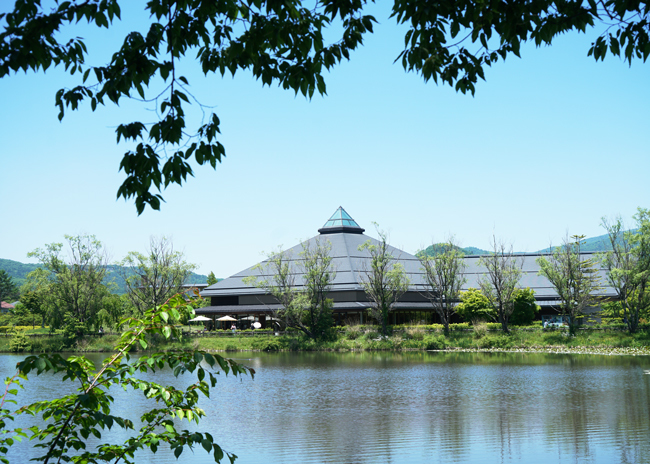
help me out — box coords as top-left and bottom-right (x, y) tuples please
(2, 324), (649, 356)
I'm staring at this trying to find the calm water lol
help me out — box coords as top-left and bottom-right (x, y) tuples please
(2, 351), (650, 464)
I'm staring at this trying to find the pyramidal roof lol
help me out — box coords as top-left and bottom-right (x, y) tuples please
(201, 208), (424, 298)
(318, 206), (365, 234)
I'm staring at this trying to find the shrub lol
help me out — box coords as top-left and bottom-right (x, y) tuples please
(472, 321), (487, 338)
(251, 338), (282, 352)
(9, 332), (30, 352)
(424, 335), (448, 350)
(509, 288), (540, 325)
(344, 325), (363, 340)
(449, 323), (471, 331)
(405, 327), (426, 340)
(478, 334), (513, 349)
(456, 288), (495, 322)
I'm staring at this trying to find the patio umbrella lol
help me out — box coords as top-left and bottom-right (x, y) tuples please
(188, 315), (211, 322)
(217, 316), (237, 322)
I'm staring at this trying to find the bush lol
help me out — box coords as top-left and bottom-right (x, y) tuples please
(478, 334), (513, 349)
(509, 288), (540, 325)
(424, 335), (448, 350)
(251, 338), (282, 352)
(449, 323), (471, 331)
(344, 325), (363, 340)
(472, 322), (487, 338)
(456, 288), (495, 322)
(9, 332), (30, 352)
(404, 327), (426, 340)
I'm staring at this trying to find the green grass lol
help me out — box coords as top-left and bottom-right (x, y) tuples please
(1, 324), (649, 355)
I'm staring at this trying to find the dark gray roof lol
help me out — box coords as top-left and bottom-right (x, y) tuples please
(201, 229), (425, 298)
(460, 253), (615, 299)
(201, 208), (617, 304)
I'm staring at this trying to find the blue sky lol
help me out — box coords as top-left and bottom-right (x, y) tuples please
(1, 3), (648, 277)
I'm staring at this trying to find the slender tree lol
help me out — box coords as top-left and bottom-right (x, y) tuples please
(537, 235), (602, 335)
(120, 236), (196, 314)
(246, 239), (336, 339)
(419, 239), (467, 335)
(206, 271), (218, 286)
(359, 227), (410, 337)
(601, 208), (650, 333)
(478, 237), (523, 334)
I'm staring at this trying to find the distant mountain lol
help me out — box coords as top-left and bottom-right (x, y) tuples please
(417, 244), (490, 258)
(533, 232), (618, 253)
(0, 259), (41, 287)
(0, 258), (208, 294)
(417, 231), (631, 257)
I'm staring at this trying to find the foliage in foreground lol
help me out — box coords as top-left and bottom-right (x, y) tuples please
(5, 1), (645, 211)
(0, 294), (253, 464)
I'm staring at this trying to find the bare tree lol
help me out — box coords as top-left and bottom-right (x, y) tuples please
(537, 235), (602, 335)
(120, 236), (195, 314)
(246, 239), (336, 339)
(358, 227), (410, 337)
(601, 210), (650, 333)
(419, 239), (467, 335)
(478, 237), (523, 334)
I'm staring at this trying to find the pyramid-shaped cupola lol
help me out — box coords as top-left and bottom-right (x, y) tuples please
(318, 206), (365, 235)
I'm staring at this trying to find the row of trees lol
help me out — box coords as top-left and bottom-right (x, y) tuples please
(248, 208), (649, 339)
(5, 235), (202, 338)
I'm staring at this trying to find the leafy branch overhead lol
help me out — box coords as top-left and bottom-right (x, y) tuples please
(1, 0), (647, 212)
(0, 0), (375, 214)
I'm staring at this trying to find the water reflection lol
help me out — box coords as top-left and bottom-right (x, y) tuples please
(2, 351), (649, 463)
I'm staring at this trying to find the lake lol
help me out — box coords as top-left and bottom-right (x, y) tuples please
(2, 351), (649, 463)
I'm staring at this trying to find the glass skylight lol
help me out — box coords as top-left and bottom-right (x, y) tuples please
(321, 207), (362, 229)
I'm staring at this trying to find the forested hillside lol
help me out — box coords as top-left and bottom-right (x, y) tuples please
(0, 258), (208, 294)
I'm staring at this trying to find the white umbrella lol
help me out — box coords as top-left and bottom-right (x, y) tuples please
(188, 315), (211, 322)
(217, 315), (237, 322)
(252, 322), (262, 329)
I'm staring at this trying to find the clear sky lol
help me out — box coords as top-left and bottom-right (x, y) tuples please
(1, 2), (648, 278)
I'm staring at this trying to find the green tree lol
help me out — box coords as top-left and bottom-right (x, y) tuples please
(510, 288), (540, 326)
(601, 208), (650, 333)
(246, 239), (336, 339)
(537, 235), (603, 335)
(20, 268), (53, 329)
(0, 1), (374, 213)
(419, 239), (467, 335)
(207, 271), (218, 286)
(28, 234), (112, 334)
(358, 227), (410, 337)
(4, 1), (645, 212)
(120, 236), (196, 315)
(478, 237), (523, 333)
(0, 294), (253, 463)
(456, 288), (495, 323)
(0, 270), (19, 303)
(392, 0), (650, 95)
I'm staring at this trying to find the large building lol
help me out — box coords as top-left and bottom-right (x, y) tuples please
(198, 207), (615, 328)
